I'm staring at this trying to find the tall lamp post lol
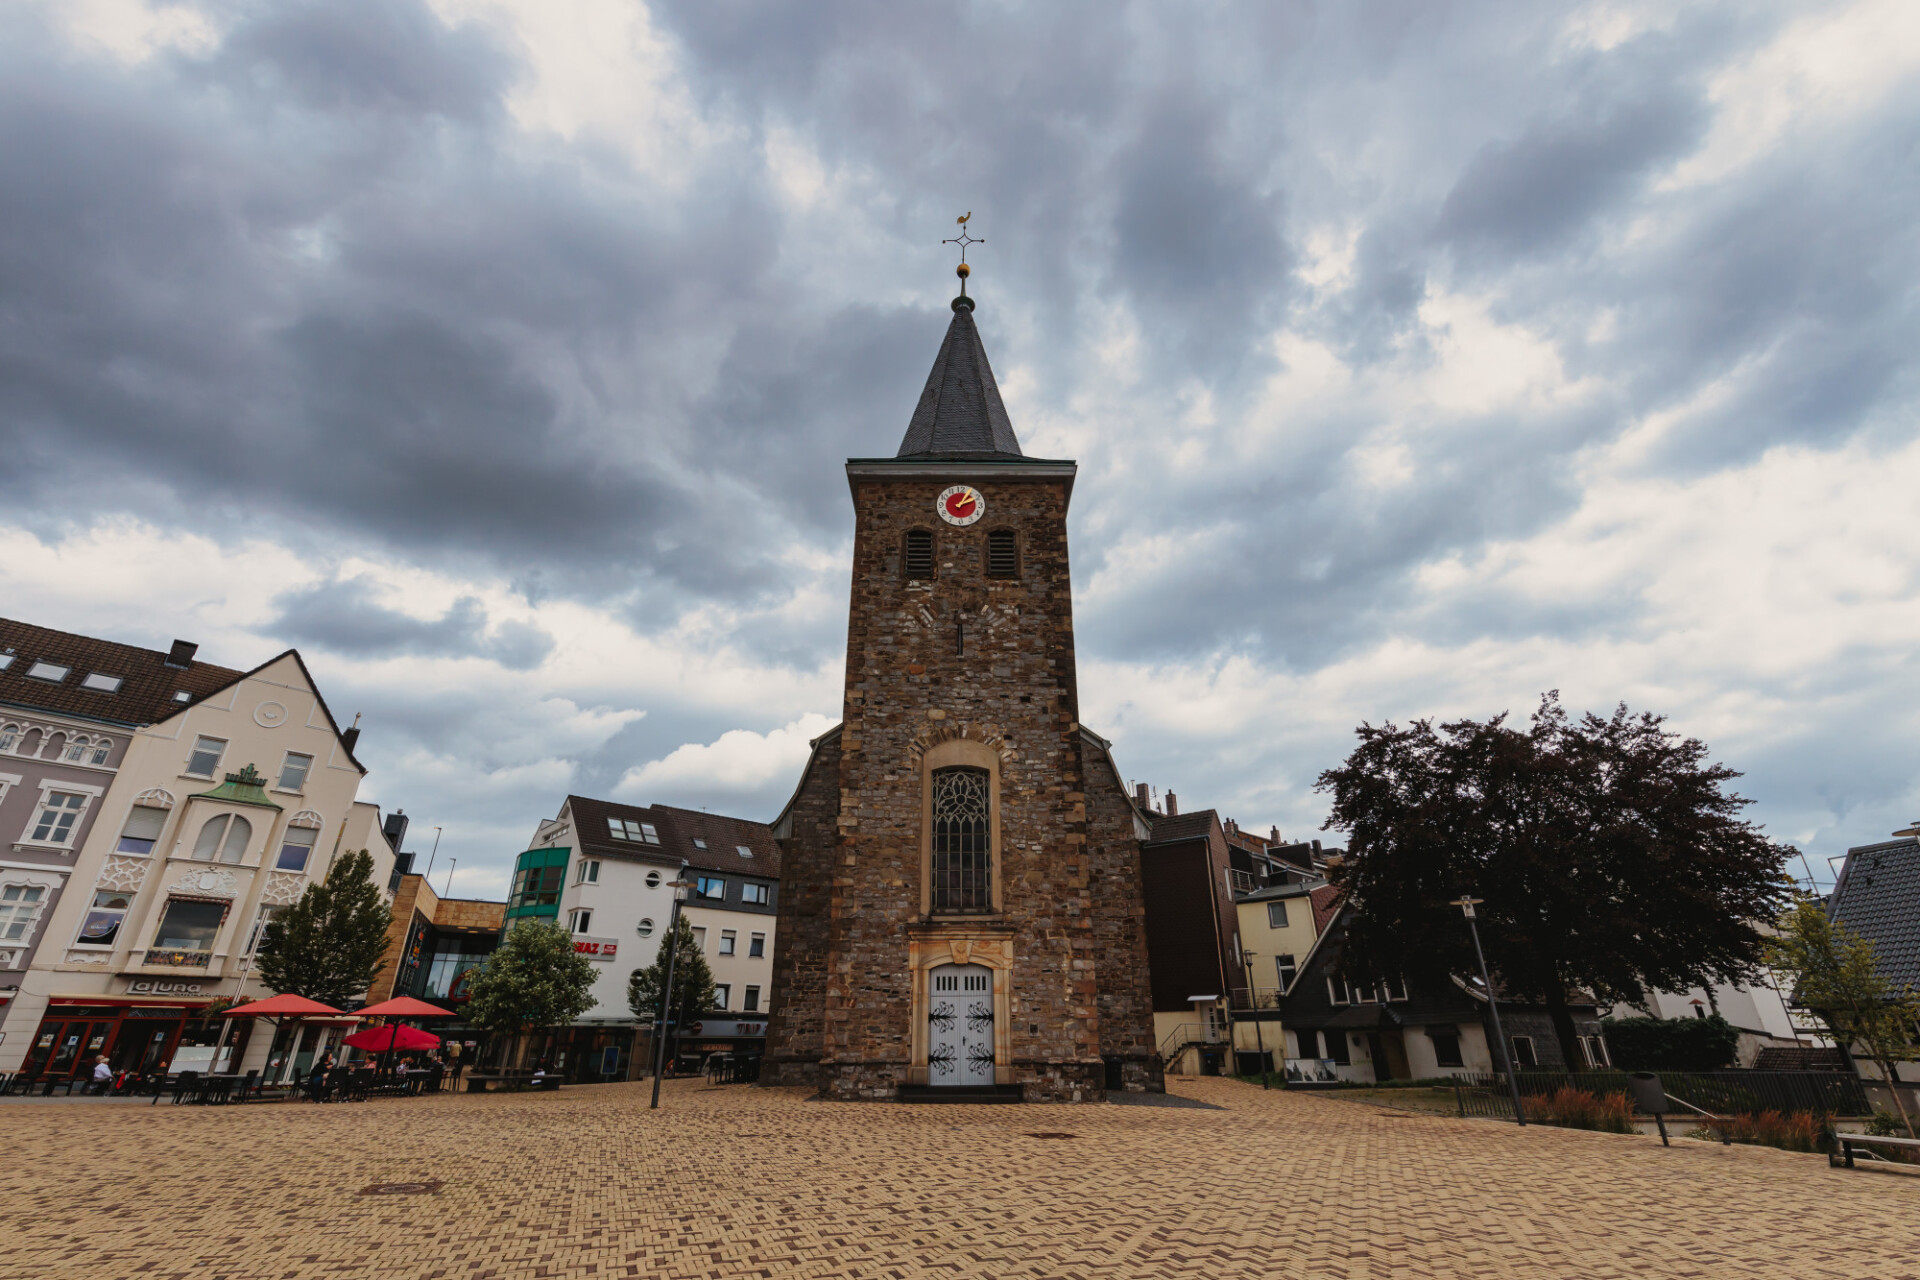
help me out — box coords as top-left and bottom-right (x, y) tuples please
(1450, 896), (1526, 1126)
(650, 863), (693, 1111)
(1241, 951), (1270, 1089)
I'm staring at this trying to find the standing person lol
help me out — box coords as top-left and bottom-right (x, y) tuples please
(89, 1055), (113, 1095)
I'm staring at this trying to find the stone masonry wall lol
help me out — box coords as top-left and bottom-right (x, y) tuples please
(1082, 743), (1166, 1092)
(764, 732), (842, 1087)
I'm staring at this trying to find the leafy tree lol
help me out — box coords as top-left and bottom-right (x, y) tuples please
(1767, 898), (1919, 1137)
(627, 916), (716, 1045)
(255, 847), (392, 1006)
(1317, 694), (1793, 1067)
(462, 920), (600, 1048)
(1600, 1014), (1740, 1071)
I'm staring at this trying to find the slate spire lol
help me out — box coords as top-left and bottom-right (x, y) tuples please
(896, 294), (1023, 458)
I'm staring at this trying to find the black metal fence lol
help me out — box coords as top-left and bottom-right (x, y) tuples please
(1446, 1069), (1870, 1119)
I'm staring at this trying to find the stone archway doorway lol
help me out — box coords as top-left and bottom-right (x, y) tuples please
(927, 963), (994, 1087)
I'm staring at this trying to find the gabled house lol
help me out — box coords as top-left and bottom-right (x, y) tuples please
(1280, 900), (1610, 1082)
(1823, 830), (1920, 1099)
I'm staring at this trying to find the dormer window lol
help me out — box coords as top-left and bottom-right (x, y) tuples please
(81, 672), (123, 693)
(904, 529), (934, 579)
(26, 662), (69, 682)
(987, 529), (1018, 579)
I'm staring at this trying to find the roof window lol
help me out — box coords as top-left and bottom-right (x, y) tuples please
(0, 654), (13, 670)
(608, 817), (660, 844)
(82, 672), (123, 693)
(173, 690), (192, 703)
(691, 838), (707, 849)
(26, 661), (70, 682)
(737, 845), (754, 859)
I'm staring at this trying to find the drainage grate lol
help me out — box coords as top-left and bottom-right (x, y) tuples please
(358, 1180), (443, 1196)
(1025, 1132), (1078, 1140)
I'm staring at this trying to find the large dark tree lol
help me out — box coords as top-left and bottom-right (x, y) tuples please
(1316, 693), (1794, 1066)
(255, 847), (392, 1006)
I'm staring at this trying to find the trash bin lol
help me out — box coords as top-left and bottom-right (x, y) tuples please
(1628, 1072), (1667, 1115)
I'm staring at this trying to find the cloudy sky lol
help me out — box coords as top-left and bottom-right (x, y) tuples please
(4, 0), (1916, 897)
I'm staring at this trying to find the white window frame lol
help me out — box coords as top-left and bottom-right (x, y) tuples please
(1510, 1035), (1538, 1068)
(275, 752), (314, 793)
(72, 887), (135, 950)
(185, 735), (227, 779)
(244, 904), (286, 953)
(17, 780), (104, 850)
(0, 878), (54, 950)
(1266, 901), (1288, 928)
(718, 930), (736, 956)
(578, 859), (600, 885)
(1274, 953), (1297, 991)
(1327, 978), (1350, 1006)
(0, 771), (19, 806)
(740, 882), (769, 905)
(749, 932), (766, 958)
(742, 985), (761, 1012)
(569, 908), (593, 935)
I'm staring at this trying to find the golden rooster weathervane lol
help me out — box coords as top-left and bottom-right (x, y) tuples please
(943, 212), (983, 296)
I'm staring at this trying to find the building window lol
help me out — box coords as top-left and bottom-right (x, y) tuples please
(1577, 1035), (1611, 1068)
(712, 984), (730, 1010)
(76, 889), (133, 947)
(1274, 953), (1297, 990)
(904, 529), (934, 579)
(186, 736), (226, 777)
(1384, 978), (1409, 1002)
(510, 864), (565, 908)
(1327, 978), (1350, 1006)
(191, 814), (253, 864)
(636, 917), (655, 938)
(740, 882), (769, 906)
(26, 661), (70, 682)
(0, 724), (16, 752)
(749, 932), (766, 958)
(930, 766), (991, 912)
(691, 926), (707, 951)
(608, 817), (659, 843)
(986, 528), (1018, 578)
(743, 985), (761, 1012)
(245, 904), (285, 952)
(115, 805), (168, 855)
(150, 898), (227, 954)
(578, 859), (600, 884)
(691, 838), (707, 849)
(696, 876), (725, 900)
(569, 909), (593, 934)
(1266, 901), (1289, 928)
(736, 844), (753, 859)
(0, 884), (47, 941)
(63, 736), (91, 762)
(1430, 1030), (1464, 1068)
(82, 672), (123, 694)
(31, 791), (88, 844)
(718, 930), (736, 956)
(276, 825), (318, 872)
(1325, 1030), (1351, 1066)
(1510, 1036), (1537, 1068)
(90, 740), (111, 765)
(644, 870), (662, 889)
(276, 753), (313, 792)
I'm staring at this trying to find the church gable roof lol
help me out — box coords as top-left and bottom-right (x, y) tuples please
(896, 300), (1023, 458)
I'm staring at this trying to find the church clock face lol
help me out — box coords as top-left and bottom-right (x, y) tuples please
(938, 485), (984, 526)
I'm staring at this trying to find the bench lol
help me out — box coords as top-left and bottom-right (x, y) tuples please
(464, 1071), (562, 1093)
(1831, 1132), (1920, 1169)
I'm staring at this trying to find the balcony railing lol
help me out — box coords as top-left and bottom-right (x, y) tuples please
(1228, 869), (1257, 894)
(142, 948), (212, 968)
(1228, 986), (1286, 1010)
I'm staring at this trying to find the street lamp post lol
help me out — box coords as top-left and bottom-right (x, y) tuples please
(650, 863), (693, 1111)
(1241, 951), (1269, 1089)
(1450, 896), (1527, 1126)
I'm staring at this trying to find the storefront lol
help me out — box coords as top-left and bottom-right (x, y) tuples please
(18, 997), (251, 1082)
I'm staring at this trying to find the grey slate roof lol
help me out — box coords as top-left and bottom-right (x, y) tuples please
(896, 299), (1023, 458)
(1829, 836), (1920, 990)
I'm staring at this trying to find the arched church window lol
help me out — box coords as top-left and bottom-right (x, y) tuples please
(930, 766), (991, 912)
(904, 529), (935, 579)
(986, 529), (1018, 579)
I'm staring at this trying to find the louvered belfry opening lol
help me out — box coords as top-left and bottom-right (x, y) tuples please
(987, 528), (1018, 579)
(904, 529), (934, 579)
(931, 766), (991, 912)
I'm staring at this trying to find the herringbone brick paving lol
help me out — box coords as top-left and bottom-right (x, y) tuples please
(1, 1077), (1913, 1279)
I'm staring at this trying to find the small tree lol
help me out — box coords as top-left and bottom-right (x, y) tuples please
(1318, 694), (1795, 1066)
(462, 920), (600, 1064)
(627, 916), (716, 1064)
(255, 847), (392, 1006)
(1767, 898), (1919, 1137)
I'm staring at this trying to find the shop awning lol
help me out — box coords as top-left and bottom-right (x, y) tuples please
(357, 996), (453, 1019)
(343, 1024), (441, 1052)
(224, 994), (346, 1017)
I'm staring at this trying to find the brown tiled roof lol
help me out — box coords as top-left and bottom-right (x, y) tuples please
(1309, 885), (1344, 935)
(566, 794), (781, 879)
(0, 617), (244, 727)
(1144, 809), (1219, 845)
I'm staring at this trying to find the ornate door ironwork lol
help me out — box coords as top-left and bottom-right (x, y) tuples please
(927, 962), (995, 1086)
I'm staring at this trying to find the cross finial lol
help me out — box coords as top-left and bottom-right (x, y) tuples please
(942, 212), (983, 298)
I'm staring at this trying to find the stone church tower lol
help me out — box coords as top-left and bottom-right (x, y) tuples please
(764, 280), (1163, 1101)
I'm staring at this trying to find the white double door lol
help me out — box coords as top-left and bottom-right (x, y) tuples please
(927, 963), (995, 1086)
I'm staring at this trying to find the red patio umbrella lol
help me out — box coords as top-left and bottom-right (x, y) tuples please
(225, 994), (345, 1017)
(356, 996), (451, 1019)
(343, 1024), (441, 1052)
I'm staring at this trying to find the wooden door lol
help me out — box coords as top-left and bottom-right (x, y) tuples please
(927, 963), (995, 1086)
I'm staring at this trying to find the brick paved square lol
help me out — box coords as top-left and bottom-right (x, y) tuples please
(2, 1078), (1914, 1279)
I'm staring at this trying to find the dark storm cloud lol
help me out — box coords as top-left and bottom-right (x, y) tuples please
(269, 576), (555, 669)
